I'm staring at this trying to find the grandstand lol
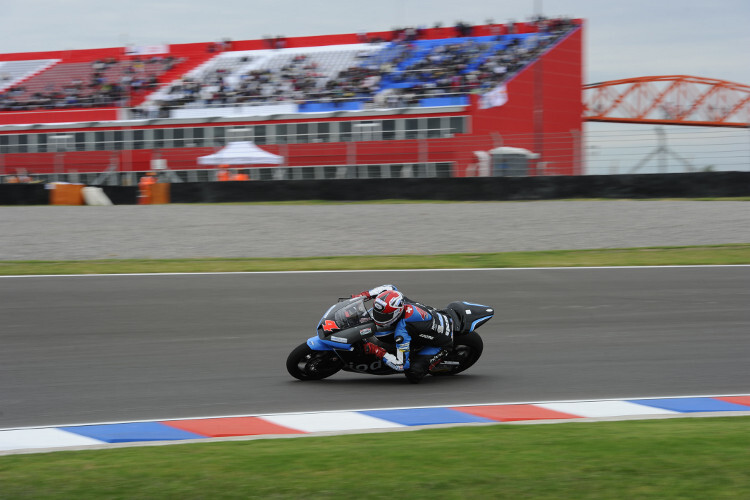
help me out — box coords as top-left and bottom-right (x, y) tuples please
(0, 18), (583, 183)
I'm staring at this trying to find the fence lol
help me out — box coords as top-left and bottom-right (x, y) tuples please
(1, 126), (748, 184)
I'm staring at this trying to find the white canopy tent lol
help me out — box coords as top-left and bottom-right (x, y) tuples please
(198, 141), (283, 166)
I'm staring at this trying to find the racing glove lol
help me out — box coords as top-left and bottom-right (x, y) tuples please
(363, 342), (387, 359)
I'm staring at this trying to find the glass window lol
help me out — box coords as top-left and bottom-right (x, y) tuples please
(153, 129), (164, 149)
(450, 116), (466, 135)
(427, 118), (442, 138)
(315, 122), (329, 143)
(95, 131), (106, 151)
(436, 162), (453, 177)
(133, 130), (145, 149)
(173, 128), (185, 148)
(382, 120), (396, 140)
(367, 165), (381, 178)
(114, 130), (125, 151)
(296, 123), (309, 144)
(0, 135), (8, 154)
(254, 125), (266, 145)
(36, 133), (48, 153)
(339, 122), (352, 142)
(191, 128), (205, 147)
(17, 135), (28, 153)
(405, 118), (420, 139)
(162, 129), (173, 149)
(213, 126), (225, 146)
(276, 124), (288, 144)
(73, 132), (86, 151)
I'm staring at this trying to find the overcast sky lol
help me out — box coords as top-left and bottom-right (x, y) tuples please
(3, 0), (750, 85)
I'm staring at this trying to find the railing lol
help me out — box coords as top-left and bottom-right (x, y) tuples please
(2, 127), (746, 184)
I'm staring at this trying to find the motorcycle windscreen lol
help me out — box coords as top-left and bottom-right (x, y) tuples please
(318, 297), (376, 343)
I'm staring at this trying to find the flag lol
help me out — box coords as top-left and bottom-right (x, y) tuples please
(479, 84), (508, 109)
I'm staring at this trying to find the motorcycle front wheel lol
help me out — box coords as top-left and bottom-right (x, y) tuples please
(286, 343), (344, 381)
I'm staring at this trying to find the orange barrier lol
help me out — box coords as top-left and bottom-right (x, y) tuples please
(150, 183), (170, 204)
(49, 183), (84, 205)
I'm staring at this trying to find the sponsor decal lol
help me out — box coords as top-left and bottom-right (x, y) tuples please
(330, 336), (348, 343)
(360, 327), (372, 335)
(348, 360), (383, 372)
(487, 309), (493, 313)
(322, 320), (339, 332)
(420, 334), (435, 340)
(465, 309), (472, 314)
(414, 306), (429, 319)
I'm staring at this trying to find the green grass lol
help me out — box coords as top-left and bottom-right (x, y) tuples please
(2, 244), (749, 275)
(1, 418), (749, 499)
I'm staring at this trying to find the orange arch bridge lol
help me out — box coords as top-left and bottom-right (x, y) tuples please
(583, 75), (750, 128)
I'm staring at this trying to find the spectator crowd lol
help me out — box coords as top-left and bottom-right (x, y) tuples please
(1, 16), (576, 114)
(0, 56), (181, 111)
(146, 16), (575, 115)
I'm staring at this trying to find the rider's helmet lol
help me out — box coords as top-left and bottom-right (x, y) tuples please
(372, 290), (405, 327)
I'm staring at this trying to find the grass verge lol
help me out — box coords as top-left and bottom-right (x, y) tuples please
(1, 244), (750, 275)
(1, 417), (749, 499)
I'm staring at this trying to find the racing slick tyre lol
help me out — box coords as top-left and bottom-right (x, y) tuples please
(431, 331), (484, 377)
(286, 343), (344, 381)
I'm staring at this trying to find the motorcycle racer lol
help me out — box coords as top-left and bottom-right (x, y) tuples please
(351, 284), (456, 382)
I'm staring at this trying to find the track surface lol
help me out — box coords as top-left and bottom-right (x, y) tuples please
(2, 201), (749, 260)
(2, 266), (749, 429)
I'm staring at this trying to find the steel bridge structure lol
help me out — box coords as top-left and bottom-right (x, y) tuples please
(583, 75), (750, 128)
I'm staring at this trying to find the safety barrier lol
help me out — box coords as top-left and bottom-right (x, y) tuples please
(2, 172), (748, 205)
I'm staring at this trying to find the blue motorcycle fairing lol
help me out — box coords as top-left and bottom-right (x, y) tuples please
(416, 346), (442, 356)
(463, 302), (491, 308)
(307, 336), (351, 351)
(469, 315), (493, 332)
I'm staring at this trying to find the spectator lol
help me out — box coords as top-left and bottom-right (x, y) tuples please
(230, 169), (249, 181)
(216, 165), (230, 181)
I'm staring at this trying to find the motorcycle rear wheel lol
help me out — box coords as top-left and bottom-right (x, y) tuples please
(286, 343), (344, 381)
(431, 331), (484, 377)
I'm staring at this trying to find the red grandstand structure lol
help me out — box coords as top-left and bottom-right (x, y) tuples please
(0, 20), (584, 183)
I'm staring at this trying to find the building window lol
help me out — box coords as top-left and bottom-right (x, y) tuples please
(254, 125), (266, 145)
(133, 130), (145, 149)
(405, 118), (420, 139)
(172, 128), (185, 148)
(191, 128), (205, 147)
(114, 130), (126, 151)
(427, 118), (442, 138)
(315, 122), (329, 143)
(382, 120), (396, 140)
(35, 133), (47, 153)
(296, 123), (309, 144)
(339, 122), (352, 142)
(275, 124), (288, 144)
(450, 116), (466, 135)
(213, 126), (225, 146)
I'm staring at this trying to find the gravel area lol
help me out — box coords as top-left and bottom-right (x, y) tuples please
(1, 201), (748, 260)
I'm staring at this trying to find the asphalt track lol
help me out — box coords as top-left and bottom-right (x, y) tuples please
(2, 266), (749, 429)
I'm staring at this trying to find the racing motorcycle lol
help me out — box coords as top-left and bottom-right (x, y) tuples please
(286, 296), (494, 383)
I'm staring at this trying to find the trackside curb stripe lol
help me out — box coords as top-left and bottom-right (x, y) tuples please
(1, 394), (749, 455)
